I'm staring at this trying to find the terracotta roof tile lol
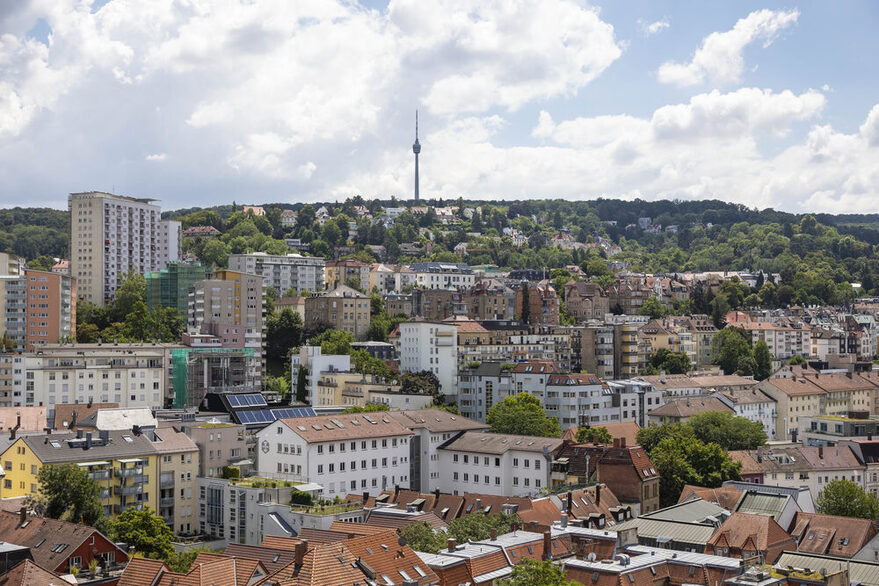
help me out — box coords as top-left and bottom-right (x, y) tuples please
(117, 558), (169, 586)
(0, 559), (72, 586)
(345, 531), (439, 585)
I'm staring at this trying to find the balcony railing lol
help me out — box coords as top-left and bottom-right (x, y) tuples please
(90, 470), (111, 481)
(160, 497), (175, 507)
(113, 503), (144, 514)
(116, 485), (144, 496)
(116, 467), (144, 478)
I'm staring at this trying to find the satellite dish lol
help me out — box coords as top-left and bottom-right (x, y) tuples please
(398, 536), (407, 547)
(587, 553), (597, 562)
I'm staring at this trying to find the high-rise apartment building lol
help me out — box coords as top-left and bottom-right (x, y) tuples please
(188, 270), (265, 384)
(228, 252), (324, 295)
(69, 191), (181, 306)
(0, 269), (75, 352)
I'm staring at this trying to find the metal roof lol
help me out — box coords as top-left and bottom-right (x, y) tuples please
(642, 498), (729, 523)
(775, 552), (879, 585)
(735, 492), (792, 521)
(612, 518), (717, 546)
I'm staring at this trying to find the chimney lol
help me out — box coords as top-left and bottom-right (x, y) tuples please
(434, 487), (440, 501)
(87, 397), (93, 408)
(476, 499), (482, 510)
(511, 523), (520, 533)
(560, 513), (568, 528)
(85, 432), (92, 450)
(76, 429), (83, 439)
(9, 415), (20, 441)
(595, 484), (601, 507)
(70, 409), (77, 429)
(490, 528), (497, 540)
(362, 491), (369, 504)
(294, 540), (308, 566)
(619, 437), (626, 449)
(447, 538), (456, 552)
(566, 492), (573, 514)
(818, 446), (824, 459)
(869, 434), (873, 441)
(613, 438), (620, 449)
(394, 484), (400, 500)
(19, 507), (26, 525)
(44, 427), (52, 435)
(542, 530), (552, 560)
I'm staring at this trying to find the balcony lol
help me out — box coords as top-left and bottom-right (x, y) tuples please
(160, 497), (175, 507)
(116, 485), (144, 496)
(113, 503), (144, 515)
(116, 467), (144, 478)
(90, 470), (111, 481)
(160, 474), (174, 489)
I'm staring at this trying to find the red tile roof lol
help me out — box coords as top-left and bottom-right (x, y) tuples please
(0, 560), (69, 586)
(344, 531), (439, 585)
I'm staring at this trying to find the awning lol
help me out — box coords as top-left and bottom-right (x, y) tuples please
(77, 461), (110, 467)
(231, 459), (253, 467)
(117, 458), (145, 464)
(294, 482), (323, 492)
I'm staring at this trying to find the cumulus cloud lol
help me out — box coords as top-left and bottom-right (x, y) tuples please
(658, 9), (799, 86)
(638, 18), (670, 37)
(145, 153), (166, 161)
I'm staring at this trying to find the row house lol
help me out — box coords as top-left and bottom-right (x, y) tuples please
(410, 262), (474, 290)
(514, 280), (559, 326)
(563, 281), (609, 321)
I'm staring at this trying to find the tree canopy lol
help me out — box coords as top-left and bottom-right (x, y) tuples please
(34, 463), (106, 531)
(575, 426), (613, 444)
(110, 506), (175, 560)
(486, 393), (562, 437)
(500, 559), (575, 586)
(816, 479), (879, 520)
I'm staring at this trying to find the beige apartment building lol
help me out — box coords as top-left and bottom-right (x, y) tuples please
(169, 421), (249, 478)
(304, 285), (370, 340)
(69, 191), (181, 306)
(154, 428), (200, 535)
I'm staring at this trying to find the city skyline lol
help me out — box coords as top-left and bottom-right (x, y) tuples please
(0, 1), (878, 213)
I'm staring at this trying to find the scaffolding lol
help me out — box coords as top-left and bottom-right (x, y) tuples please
(171, 347), (257, 409)
(146, 262), (207, 318)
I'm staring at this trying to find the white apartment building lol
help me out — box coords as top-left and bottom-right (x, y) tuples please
(69, 191), (181, 305)
(399, 320), (457, 399)
(19, 343), (175, 411)
(368, 264), (417, 293)
(256, 413), (413, 498)
(739, 320), (812, 360)
(228, 253), (325, 295)
(457, 363), (514, 422)
(714, 389), (778, 440)
(409, 262), (475, 290)
(606, 378), (664, 428)
(291, 346), (351, 405)
(437, 431), (562, 497)
(386, 409), (489, 493)
(543, 373), (612, 429)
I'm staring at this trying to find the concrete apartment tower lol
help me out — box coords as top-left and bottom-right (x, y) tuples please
(69, 191), (181, 306)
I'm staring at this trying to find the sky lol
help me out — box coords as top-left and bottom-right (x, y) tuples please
(1, 0), (878, 213)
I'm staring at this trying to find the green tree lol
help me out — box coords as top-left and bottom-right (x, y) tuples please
(638, 297), (667, 319)
(266, 309), (303, 362)
(108, 272), (147, 323)
(575, 426), (613, 444)
(817, 479), (879, 519)
(500, 559), (574, 586)
(448, 512), (520, 544)
(166, 546), (217, 573)
(687, 411), (767, 450)
(398, 521), (446, 554)
(110, 506), (174, 560)
(520, 284), (531, 324)
(200, 239), (230, 267)
(789, 355), (806, 365)
(711, 328), (751, 375)
(342, 403), (391, 414)
(265, 375), (291, 399)
(753, 339), (773, 380)
(711, 292), (730, 328)
(310, 328), (353, 355)
(35, 463), (106, 530)
(650, 435), (741, 507)
(295, 366), (308, 404)
(486, 393), (561, 437)
(647, 348), (691, 375)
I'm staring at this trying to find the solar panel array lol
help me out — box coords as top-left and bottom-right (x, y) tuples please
(226, 394), (268, 408)
(234, 407), (317, 425)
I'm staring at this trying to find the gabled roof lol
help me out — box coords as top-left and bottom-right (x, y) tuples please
(679, 485), (743, 510)
(222, 543), (297, 574)
(648, 396), (734, 418)
(791, 512), (876, 558)
(0, 560), (68, 586)
(384, 410), (489, 433)
(707, 512), (795, 553)
(0, 511), (124, 572)
(344, 531), (439, 585)
(439, 431), (562, 455)
(117, 557), (169, 586)
(278, 413), (413, 443)
(260, 541), (364, 586)
(22, 430), (154, 464)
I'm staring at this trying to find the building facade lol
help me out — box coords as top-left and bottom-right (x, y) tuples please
(304, 285), (370, 340)
(228, 253), (325, 295)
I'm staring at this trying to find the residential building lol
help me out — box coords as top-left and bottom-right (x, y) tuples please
(69, 191), (180, 306)
(369, 264), (416, 293)
(399, 320), (457, 399)
(612, 322), (647, 378)
(680, 316), (718, 366)
(21, 343), (173, 411)
(228, 252), (325, 295)
(304, 285), (370, 340)
(647, 396), (734, 425)
(462, 280), (514, 321)
(564, 281), (609, 321)
(552, 438), (662, 514)
(280, 209), (297, 227)
(384, 292), (414, 317)
(1, 429), (159, 521)
(170, 420), (247, 478)
(386, 409), (489, 493)
(412, 288), (466, 321)
(152, 428), (199, 535)
(325, 260), (370, 291)
(514, 281), (559, 326)
(274, 295), (306, 320)
(437, 431), (562, 497)
(242, 205), (265, 216)
(188, 269), (265, 384)
(0, 510), (128, 575)
(145, 261), (206, 318)
(292, 346), (351, 405)
(457, 362), (513, 422)
(1, 269), (76, 352)
(255, 414), (413, 498)
(704, 512), (796, 563)
(168, 344), (260, 409)
(715, 388), (778, 440)
(569, 324), (614, 379)
(733, 319), (812, 360)
(410, 262), (474, 290)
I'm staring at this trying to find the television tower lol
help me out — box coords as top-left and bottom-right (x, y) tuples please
(412, 110), (421, 201)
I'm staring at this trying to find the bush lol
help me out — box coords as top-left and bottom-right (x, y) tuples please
(221, 466), (240, 479)
(290, 490), (313, 506)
